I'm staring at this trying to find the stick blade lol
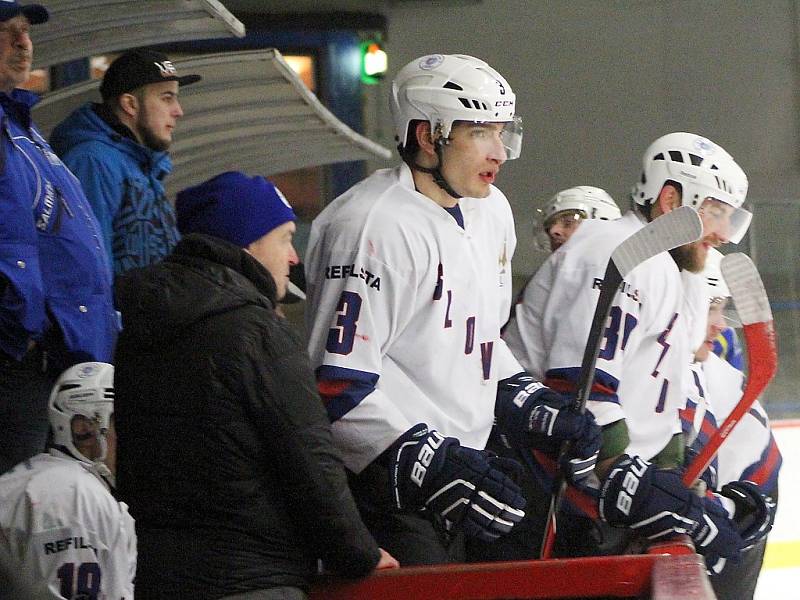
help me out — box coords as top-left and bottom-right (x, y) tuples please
(721, 253), (773, 325)
(611, 206), (703, 278)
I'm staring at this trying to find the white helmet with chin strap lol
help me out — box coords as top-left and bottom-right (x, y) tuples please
(48, 362), (114, 466)
(631, 132), (751, 243)
(390, 54), (522, 198)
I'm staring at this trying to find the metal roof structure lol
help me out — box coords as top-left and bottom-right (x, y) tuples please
(31, 0), (245, 70)
(33, 49), (392, 194)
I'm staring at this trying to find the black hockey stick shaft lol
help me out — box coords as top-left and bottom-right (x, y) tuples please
(540, 206), (703, 559)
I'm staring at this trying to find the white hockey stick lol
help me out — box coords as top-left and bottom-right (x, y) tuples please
(682, 253), (777, 487)
(540, 206), (703, 559)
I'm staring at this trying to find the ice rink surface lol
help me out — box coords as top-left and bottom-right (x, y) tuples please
(755, 421), (800, 600)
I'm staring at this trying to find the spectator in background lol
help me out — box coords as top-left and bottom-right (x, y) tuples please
(114, 171), (396, 600)
(0, 362), (136, 599)
(51, 49), (201, 277)
(0, 0), (118, 474)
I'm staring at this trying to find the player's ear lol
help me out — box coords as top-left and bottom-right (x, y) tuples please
(655, 183), (681, 215)
(117, 93), (139, 119)
(416, 121), (436, 157)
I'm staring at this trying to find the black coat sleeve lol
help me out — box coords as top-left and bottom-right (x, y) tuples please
(243, 321), (380, 577)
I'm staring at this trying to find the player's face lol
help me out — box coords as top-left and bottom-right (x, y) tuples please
(133, 81), (183, 151)
(545, 210), (583, 251)
(672, 198), (734, 273)
(440, 122), (507, 198)
(245, 220), (299, 301)
(695, 300), (727, 362)
(0, 15), (32, 94)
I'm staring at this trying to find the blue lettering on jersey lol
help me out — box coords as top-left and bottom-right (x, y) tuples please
(591, 277), (642, 306)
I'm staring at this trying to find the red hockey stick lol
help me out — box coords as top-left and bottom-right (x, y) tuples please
(540, 207), (703, 559)
(682, 253), (777, 487)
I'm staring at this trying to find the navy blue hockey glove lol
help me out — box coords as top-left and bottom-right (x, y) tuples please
(684, 443), (718, 495)
(387, 424), (526, 542)
(495, 372), (601, 483)
(598, 454), (745, 561)
(718, 481), (775, 550)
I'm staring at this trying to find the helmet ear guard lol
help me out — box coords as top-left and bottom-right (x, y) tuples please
(48, 362), (114, 465)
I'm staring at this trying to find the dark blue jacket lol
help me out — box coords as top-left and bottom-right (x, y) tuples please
(0, 89), (118, 363)
(50, 103), (179, 276)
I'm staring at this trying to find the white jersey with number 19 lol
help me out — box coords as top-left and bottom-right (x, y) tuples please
(305, 164), (522, 473)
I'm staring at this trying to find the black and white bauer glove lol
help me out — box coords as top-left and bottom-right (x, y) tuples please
(386, 423), (526, 542)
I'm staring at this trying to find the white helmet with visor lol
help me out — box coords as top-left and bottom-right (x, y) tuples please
(48, 362), (114, 465)
(631, 132), (751, 243)
(533, 186), (620, 250)
(391, 53), (522, 160)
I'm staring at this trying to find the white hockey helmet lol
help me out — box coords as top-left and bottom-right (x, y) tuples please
(533, 186), (620, 250)
(631, 132), (751, 243)
(48, 362), (114, 465)
(390, 53), (522, 159)
(702, 248), (731, 300)
(541, 186), (621, 226)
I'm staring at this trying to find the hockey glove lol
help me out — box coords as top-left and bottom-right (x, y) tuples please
(495, 372), (602, 483)
(387, 424), (526, 542)
(719, 481), (775, 550)
(598, 454), (745, 560)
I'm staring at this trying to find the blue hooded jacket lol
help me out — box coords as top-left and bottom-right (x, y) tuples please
(0, 90), (118, 362)
(50, 103), (180, 276)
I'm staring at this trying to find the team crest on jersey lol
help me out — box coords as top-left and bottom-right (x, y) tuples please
(498, 239), (508, 287)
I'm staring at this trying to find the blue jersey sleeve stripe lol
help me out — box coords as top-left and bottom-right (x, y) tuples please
(315, 365), (379, 422)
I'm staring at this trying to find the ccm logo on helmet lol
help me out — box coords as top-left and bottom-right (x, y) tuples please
(495, 100), (514, 107)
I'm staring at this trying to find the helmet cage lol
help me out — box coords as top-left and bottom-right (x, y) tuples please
(48, 362), (114, 465)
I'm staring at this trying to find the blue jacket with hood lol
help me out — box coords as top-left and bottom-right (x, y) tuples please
(50, 103), (180, 277)
(0, 90), (117, 363)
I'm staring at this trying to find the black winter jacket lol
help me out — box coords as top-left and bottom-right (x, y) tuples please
(114, 234), (379, 599)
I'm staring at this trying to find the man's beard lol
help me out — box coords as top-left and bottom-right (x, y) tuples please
(139, 125), (170, 152)
(135, 107), (171, 152)
(670, 241), (704, 273)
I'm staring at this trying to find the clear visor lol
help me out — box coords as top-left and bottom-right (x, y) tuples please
(500, 115), (523, 160)
(531, 208), (585, 251)
(697, 197), (752, 244)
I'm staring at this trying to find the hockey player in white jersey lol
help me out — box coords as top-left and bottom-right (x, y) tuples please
(305, 54), (601, 564)
(504, 186), (621, 373)
(0, 362), (136, 599)
(681, 250), (778, 599)
(514, 132), (760, 562)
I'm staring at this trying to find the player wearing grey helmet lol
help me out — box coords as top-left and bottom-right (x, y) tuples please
(534, 186), (621, 252)
(305, 54), (601, 565)
(0, 362), (136, 599)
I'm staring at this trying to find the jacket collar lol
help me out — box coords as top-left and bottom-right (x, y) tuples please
(0, 88), (39, 129)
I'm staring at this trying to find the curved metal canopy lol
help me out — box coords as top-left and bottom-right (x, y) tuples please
(31, 0), (245, 70)
(33, 49), (392, 195)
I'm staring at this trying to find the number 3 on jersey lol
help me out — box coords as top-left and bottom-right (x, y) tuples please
(326, 291), (362, 355)
(598, 306), (638, 361)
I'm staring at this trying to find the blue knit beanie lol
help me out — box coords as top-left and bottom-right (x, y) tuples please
(176, 171), (296, 248)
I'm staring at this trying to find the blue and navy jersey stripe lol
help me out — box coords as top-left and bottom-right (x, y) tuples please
(316, 365), (379, 423)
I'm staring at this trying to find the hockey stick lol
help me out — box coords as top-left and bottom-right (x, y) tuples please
(682, 253), (777, 487)
(540, 206), (703, 559)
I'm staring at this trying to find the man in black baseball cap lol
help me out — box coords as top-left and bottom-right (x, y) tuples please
(0, 1), (48, 25)
(51, 49), (202, 276)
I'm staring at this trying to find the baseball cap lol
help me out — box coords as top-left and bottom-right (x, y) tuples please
(175, 171), (297, 249)
(100, 49), (201, 101)
(0, 1), (49, 24)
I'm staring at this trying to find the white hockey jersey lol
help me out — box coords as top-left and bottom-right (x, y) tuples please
(0, 450), (136, 599)
(305, 164), (522, 472)
(504, 211), (690, 460)
(693, 353), (781, 492)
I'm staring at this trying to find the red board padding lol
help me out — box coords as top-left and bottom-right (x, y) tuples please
(309, 539), (712, 600)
